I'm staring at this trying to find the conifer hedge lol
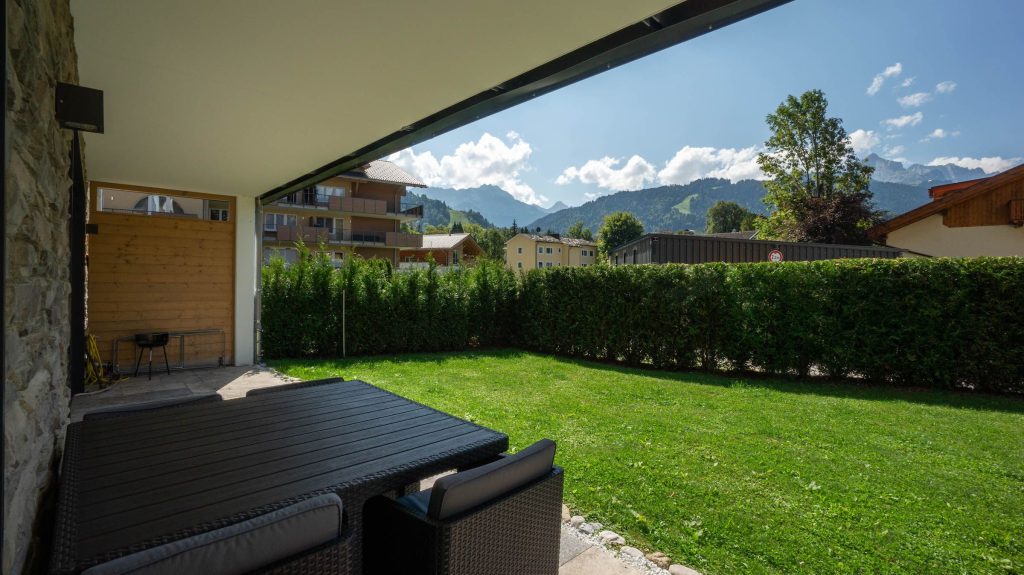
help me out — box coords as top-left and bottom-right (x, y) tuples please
(262, 253), (1024, 394)
(260, 248), (518, 359)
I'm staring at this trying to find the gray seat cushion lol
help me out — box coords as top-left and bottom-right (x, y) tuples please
(81, 493), (343, 575)
(396, 489), (432, 517)
(424, 439), (556, 520)
(82, 393), (222, 421)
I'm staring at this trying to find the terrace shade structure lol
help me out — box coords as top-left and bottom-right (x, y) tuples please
(3, 0), (791, 572)
(609, 233), (903, 265)
(867, 163), (1024, 257)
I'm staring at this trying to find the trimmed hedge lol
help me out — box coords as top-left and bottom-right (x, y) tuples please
(260, 249), (518, 358)
(262, 254), (1024, 393)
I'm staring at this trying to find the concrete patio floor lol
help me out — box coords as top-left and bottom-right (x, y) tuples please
(70, 367), (653, 574)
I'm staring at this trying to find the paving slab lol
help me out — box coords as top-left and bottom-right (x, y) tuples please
(558, 526), (592, 566)
(559, 546), (647, 575)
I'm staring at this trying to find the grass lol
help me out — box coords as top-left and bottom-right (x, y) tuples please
(673, 193), (700, 215)
(270, 350), (1024, 575)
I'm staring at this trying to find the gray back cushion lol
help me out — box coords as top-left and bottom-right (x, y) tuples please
(428, 439), (555, 520)
(82, 493), (342, 575)
(82, 393), (222, 421)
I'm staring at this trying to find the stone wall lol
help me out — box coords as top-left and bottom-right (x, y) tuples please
(4, 0), (80, 573)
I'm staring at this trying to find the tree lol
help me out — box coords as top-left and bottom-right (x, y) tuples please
(566, 220), (594, 241)
(705, 201), (759, 233)
(510, 219), (519, 234)
(597, 212), (644, 257)
(756, 89), (878, 244)
(450, 221), (464, 233)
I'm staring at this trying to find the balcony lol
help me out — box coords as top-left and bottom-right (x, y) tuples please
(265, 225), (422, 248)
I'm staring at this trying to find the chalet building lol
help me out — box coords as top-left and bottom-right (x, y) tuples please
(610, 233), (901, 265)
(262, 160), (426, 267)
(868, 164), (1024, 256)
(505, 234), (598, 270)
(399, 233), (484, 271)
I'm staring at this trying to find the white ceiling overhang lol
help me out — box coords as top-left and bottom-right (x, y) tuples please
(72, 1), (785, 200)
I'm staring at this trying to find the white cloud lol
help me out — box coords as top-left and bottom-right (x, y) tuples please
(883, 112), (924, 129)
(849, 129), (881, 156)
(920, 128), (960, 142)
(898, 92), (932, 108)
(387, 132), (547, 205)
(556, 155), (657, 191)
(867, 62), (902, 96)
(657, 146), (764, 185)
(935, 81), (957, 94)
(884, 145), (906, 157)
(901, 77), (915, 88)
(928, 156), (1021, 174)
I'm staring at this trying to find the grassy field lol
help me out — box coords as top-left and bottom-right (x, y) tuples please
(271, 350), (1024, 575)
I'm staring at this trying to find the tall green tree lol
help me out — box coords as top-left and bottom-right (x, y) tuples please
(566, 220), (594, 241)
(450, 221), (465, 233)
(756, 89), (878, 244)
(597, 211), (644, 257)
(705, 201), (759, 233)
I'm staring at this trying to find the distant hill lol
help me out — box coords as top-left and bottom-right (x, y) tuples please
(526, 178), (935, 235)
(419, 185), (553, 227)
(407, 192), (493, 229)
(526, 179), (767, 234)
(865, 153), (985, 186)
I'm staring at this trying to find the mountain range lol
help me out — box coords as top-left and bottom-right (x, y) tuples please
(411, 156), (993, 235)
(864, 153), (986, 186)
(418, 186), (562, 227)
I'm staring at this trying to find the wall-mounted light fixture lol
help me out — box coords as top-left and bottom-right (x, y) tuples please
(55, 82), (104, 133)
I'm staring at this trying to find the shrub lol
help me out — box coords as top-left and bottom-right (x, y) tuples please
(261, 255), (1024, 394)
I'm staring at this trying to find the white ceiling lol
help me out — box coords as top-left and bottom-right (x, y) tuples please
(72, 1), (679, 198)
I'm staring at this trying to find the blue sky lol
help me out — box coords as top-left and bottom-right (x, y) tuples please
(389, 0), (1024, 207)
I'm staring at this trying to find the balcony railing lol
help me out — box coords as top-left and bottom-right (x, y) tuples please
(265, 226), (422, 248)
(270, 189), (423, 220)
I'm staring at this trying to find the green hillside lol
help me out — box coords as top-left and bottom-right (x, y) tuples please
(407, 192), (493, 229)
(527, 179), (932, 235)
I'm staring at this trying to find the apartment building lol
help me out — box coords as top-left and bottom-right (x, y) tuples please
(262, 160), (425, 266)
(505, 234), (598, 270)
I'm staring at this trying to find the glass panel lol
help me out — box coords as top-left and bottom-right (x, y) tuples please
(97, 187), (228, 222)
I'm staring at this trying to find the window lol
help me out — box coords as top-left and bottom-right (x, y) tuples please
(310, 216), (333, 230)
(517, 262), (523, 269)
(208, 200), (229, 222)
(97, 187), (217, 220)
(538, 246), (543, 254)
(546, 247), (553, 254)
(316, 184), (346, 204)
(517, 247), (523, 254)
(264, 213), (297, 231)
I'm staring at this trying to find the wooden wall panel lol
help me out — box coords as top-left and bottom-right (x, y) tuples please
(944, 179), (1024, 227)
(87, 183), (235, 369)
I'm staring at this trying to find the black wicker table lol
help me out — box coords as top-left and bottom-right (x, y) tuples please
(49, 380), (508, 574)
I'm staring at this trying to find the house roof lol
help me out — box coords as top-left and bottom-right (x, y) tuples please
(521, 234), (597, 247)
(868, 162), (1024, 239)
(402, 233), (484, 255)
(701, 230), (758, 240)
(418, 233), (473, 250)
(341, 160), (426, 188)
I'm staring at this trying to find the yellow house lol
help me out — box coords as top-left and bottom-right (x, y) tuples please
(505, 234), (598, 270)
(868, 163), (1024, 256)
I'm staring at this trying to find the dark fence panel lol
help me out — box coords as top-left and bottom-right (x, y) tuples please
(613, 234), (902, 265)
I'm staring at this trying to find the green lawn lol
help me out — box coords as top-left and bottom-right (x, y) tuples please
(270, 350), (1024, 575)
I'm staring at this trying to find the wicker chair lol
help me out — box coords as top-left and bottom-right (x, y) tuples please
(246, 377), (345, 397)
(363, 439), (563, 575)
